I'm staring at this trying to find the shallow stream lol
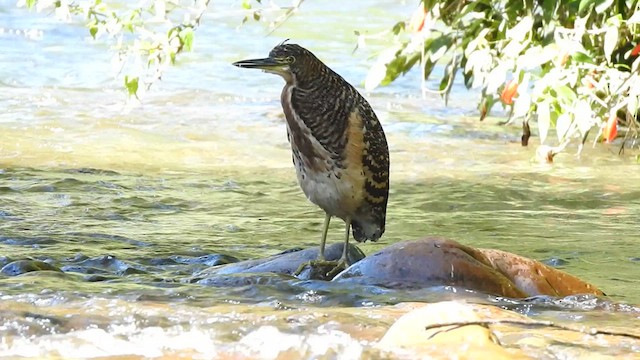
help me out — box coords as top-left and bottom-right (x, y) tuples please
(1, 1), (639, 358)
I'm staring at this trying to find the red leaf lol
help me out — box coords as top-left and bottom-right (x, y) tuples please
(500, 80), (518, 105)
(603, 114), (618, 143)
(408, 6), (428, 32)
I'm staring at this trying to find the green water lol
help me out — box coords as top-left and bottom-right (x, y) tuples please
(1, 0), (640, 358)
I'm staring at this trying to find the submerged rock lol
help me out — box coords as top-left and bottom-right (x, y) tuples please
(378, 301), (640, 359)
(333, 238), (604, 298)
(195, 242), (365, 281)
(1, 260), (62, 276)
(378, 301), (525, 359)
(196, 272), (296, 287)
(0, 256), (13, 268)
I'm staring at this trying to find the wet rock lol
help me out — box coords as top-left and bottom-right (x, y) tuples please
(1, 260), (62, 276)
(479, 248), (604, 297)
(71, 255), (146, 276)
(333, 238), (604, 298)
(196, 272), (296, 287)
(333, 238), (526, 297)
(83, 274), (113, 282)
(0, 256), (13, 268)
(378, 301), (525, 359)
(195, 243), (365, 281)
(379, 301), (640, 359)
(171, 253), (240, 267)
(60, 265), (112, 275)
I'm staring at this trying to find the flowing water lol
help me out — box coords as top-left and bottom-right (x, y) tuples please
(1, 0), (640, 358)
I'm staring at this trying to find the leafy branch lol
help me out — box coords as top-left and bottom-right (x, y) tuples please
(366, 0), (640, 157)
(19, 0), (305, 99)
(19, 0), (210, 98)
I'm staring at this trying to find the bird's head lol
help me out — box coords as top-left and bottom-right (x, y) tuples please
(232, 42), (322, 83)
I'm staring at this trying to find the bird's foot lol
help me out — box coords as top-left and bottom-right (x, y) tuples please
(294, 258), (348, 280)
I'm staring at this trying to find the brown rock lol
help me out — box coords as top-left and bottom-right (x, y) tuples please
(333, 238), (526, 297)
(377, 301), (529, 359)
(333, 238), (603, 298)
(479, 248), (604, 297)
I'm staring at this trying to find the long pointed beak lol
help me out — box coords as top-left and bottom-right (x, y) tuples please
(232, 57), (284, 70)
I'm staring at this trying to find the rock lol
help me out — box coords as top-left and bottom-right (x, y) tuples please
(170, 254), (240, 267)
(479, 249), (604, 297)
(379, 301), (640, 359)
(333, 238), (603, 298)
(0, 256), (13, 268)
(1, 260), (62, 276)
(333, 238), (526, 297)
(196, 272), (296, 287)
(194, 242), (365, 281)
(378, 301), (526, 359)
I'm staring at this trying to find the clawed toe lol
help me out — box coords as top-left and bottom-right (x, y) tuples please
(294, 259), (349, 280)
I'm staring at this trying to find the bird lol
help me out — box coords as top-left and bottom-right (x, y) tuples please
(232, 42), (389, 276)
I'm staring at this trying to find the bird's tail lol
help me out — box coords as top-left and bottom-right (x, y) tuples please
(351, 218), (385, 242)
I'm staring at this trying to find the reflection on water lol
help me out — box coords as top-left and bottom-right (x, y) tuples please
(1, 0), (640, 358)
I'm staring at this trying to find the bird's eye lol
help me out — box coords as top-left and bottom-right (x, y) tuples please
(285, 56), (295, 64)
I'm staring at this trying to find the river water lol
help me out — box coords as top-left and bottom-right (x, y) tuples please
(1, 0), (640, 358)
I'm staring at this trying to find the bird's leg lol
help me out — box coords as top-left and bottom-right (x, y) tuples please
(317, 213), (331, 261)
(293, 214), (350, 279)
(326, 217), (351, 278)
(340, 217), (351, 265)
(294, 213), (332, 276)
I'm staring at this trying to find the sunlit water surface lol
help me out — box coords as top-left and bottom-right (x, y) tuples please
(1, 0), (640, 358)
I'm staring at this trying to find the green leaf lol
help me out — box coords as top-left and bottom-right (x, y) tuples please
(392, 21), (405, 35)
(479, 94), (496, 121)
(124, 75), (139, 97)
(628, 95), (639, 116)
(242, 0), (252, 9)
(578, 0), (596, 16)
(89, 25), (98, 39)
(595, 0), (614, 13)
(513, 92), (532, 119)
(571, 52), (595, 64)
(628, 11), (640, 24)
(554, 85), (577, 103)
(26, 0), (36, 9)
(542, 0), (556, 23)
(364, 45), (404, 91)
(537, 100), (551, 144)
(440, 63), (452, 92)
(427, 35), (451, 63)
(179, 27), (194, 52)
(603, 26), (618, 62)
(423, 57), (436, 80)
(556, 113), (572, 142)
(507, 16), (533, 42)
(486, 64), (507, 94)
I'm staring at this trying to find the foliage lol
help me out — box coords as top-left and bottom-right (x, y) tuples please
(18, 0), (303, 98)
(366, 0), (640, 153)
(241, 0), (305, 32)
(19, 0), (211, 98)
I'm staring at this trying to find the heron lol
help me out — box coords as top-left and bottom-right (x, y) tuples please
(232, 42), (389, 276)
